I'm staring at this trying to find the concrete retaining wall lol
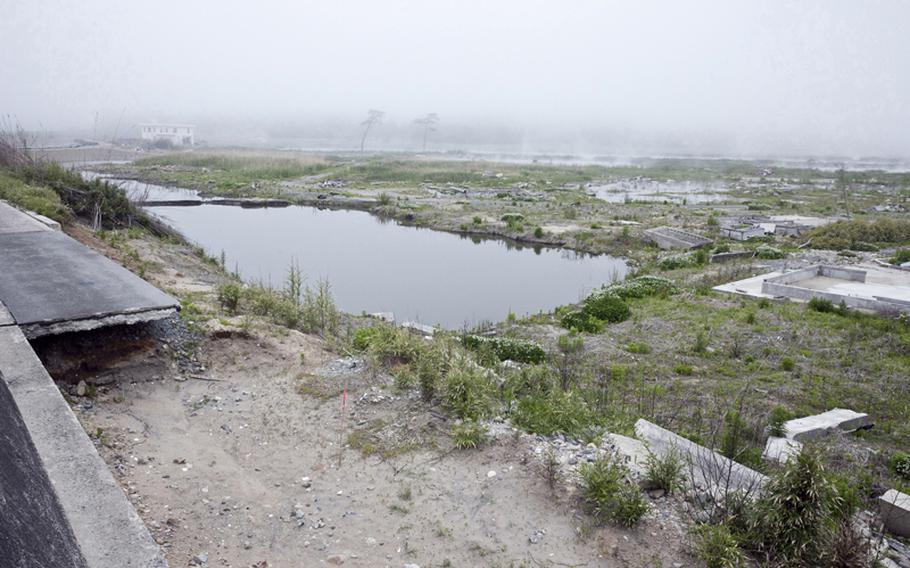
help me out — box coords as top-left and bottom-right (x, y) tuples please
(0, 374), (87, 568)
(760, 265), (910, 314)
(0, 324), (167, 567)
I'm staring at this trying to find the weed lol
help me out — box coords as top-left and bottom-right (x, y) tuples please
(451, 420), (487, 449)
(674, 363), (694, 376)
(692, 524), (746, 568)
(217, 283), (242, 313)
(579, 456), (649, 527)
(441, 358), (496, 420)
(643, 448), (684, 493)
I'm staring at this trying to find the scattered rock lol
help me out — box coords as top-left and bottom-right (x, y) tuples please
(326, 554), (345, 565)
(190, 552), (208, 566)
(76, 380), (87, 396)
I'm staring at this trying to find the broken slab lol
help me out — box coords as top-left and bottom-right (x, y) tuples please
(0, 229), (178, 337)
(644, 226), (712, 250)
(401, 321), (436, 336)
(635, 419), (767, 496)
(879, 489), (910, 538)
(762, 436), (803, 464)
(0, 324), (167, 567)
(783, 408), (872, 442)
(605, 433), (650, 475)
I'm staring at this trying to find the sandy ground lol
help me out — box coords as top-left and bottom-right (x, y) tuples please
(35, 228), (695, 568)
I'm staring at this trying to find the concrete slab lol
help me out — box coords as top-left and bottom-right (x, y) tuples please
(0, 229), (177, 337)
(0, 325), (167, 567)
(605, 433), (650, 475)
(0, 199), (52, 234)
(879, 489), (910, 538)
(783, 408), (872, 442)
(634, 419), (767, 496)
(0, 300), (13, 326)
(762, 436), (803, 464)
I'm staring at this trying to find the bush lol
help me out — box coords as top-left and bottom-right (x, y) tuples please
(658, 254), (695, 270)
(767, 407), (792, 437)
(807, 297), (849, 316)
(780, 357), (795, 372)
(755, 245), (785, 259)
(583, 293), (631, 323)
(890, 248), (910, 265)
(511, 389), (598, 439)
(441, 359), (497, 420)
(748, 451), (839, 565)
(534, 226), (544, 238)
(217, 283), (242, 313)
(451, 420), (487, 449)
(461, 335), (546, 364)
(600, 275), (679, 299)
(809, 218), (910, 250)
(559, 309), (603, 333)
(625, 342), (652, 354)
(890, 452), (910, 480)
(579, 456), (649, 527)
(693, 524), (746, 568)
(643, 448), (684, 493)
(674, 363), (694, 376)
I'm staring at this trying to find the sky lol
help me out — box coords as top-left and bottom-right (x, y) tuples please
(2, 1), (909, 157)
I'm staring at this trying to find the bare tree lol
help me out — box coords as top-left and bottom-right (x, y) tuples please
(413, 113), (439, 151)
(360, 109), (385, 153)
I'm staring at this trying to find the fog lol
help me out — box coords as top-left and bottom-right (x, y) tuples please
(3, 0), (909, 158)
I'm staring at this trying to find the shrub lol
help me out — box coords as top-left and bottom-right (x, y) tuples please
(890, 452), (910, 480)
(441, 359), (497, 420)
(809, 218), (910, 250)
(472, 216), (482, 225)
(363, 325), (421, 366)
(755, 245), (785, 259)
(560, 309), (603, 333)
(415, 339), (451, 402)
(579, 456), (649, 527)
(890, 248), (910, 265)
(807, 297), (849, 316)
(601, 276), (679, 299)
(693, 524), (746, 568)
(534, 226), (544, 238)
(301, 279), (338, 335)
(767, 407), (792, 437)
(625, 342), (652, 354)
(582, 293), (630, 323)
(780, 357), (795, 372)
(461, 335), (546, 364)
(511, 389), (597, 439)
(451, 420), (487, 449)
(643, 448), (684, 493)
(658, 254), (695, 270)
(748, 451), (839, 565)
(674, 363), (694, 376)
(217, 283), (242, 313)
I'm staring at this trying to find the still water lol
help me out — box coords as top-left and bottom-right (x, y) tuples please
(145, 203), (628, 328)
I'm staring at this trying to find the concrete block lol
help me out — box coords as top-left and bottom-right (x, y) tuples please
(762, 436), (803, 464)
(401, 321), (436, 336)
(605, 433), (650, 475)
(634, 419), (767, 496)
(783, 408), (872, 442)
(879, 489), (910, 538)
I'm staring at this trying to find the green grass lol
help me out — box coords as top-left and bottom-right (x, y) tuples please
(0, 169), (67, 220)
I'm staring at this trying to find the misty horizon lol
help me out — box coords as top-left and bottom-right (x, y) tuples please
(3, 1), (909, 159)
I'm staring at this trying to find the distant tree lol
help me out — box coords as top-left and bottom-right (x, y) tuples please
(413, 113), (439, 151)
(360, 109), (385, 153)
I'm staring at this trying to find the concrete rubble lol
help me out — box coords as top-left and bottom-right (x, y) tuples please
(643, 226), (712, 250)
(879, 489), (910, 538)
(782, 408), (872, 442)
(634, 419), (767, 496)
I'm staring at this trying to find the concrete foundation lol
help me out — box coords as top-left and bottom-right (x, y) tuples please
(644, 226), (712, 250)
(879, 489), (910, 538)
(714, 263), (910, 314)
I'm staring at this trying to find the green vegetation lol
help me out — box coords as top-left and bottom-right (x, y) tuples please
(578, 456), (649, 527)
(0, 169), (66, 220)
(890, 451), (910, 480)
(643, 448), (684, 493)
(890, 248), (910, 265)
(451, 420), (487, 449)
(461, 334), (547, 364)
(809, 218), (910, 250)
(692, 524), (746, 568)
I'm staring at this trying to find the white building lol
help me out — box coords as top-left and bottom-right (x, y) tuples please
(139, 123), (195, 146)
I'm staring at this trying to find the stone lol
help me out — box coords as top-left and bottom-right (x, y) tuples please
(75, 380), (87, 397)
(762, 436), (803, 464)
(879, 489), (910, 538)
(191, 552), (209, 565)
(327, 554), (345, 565)
(783, 408), (872, 442)
(487, 470), (497, 478)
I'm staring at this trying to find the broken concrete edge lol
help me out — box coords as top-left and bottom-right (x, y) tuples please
(879, 489), (910, 538)
(0, 300), (13, 326)
(783, 408), (872, 442)
(762, 436), (803, 464)
(633, 418), (768, 497)
(0, 325), (168, 568)
(20, 307), (178, 339)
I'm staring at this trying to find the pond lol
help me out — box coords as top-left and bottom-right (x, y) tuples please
(97, 177), (629, 328)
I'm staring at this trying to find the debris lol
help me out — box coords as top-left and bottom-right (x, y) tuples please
(879, 489), (910, 538)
